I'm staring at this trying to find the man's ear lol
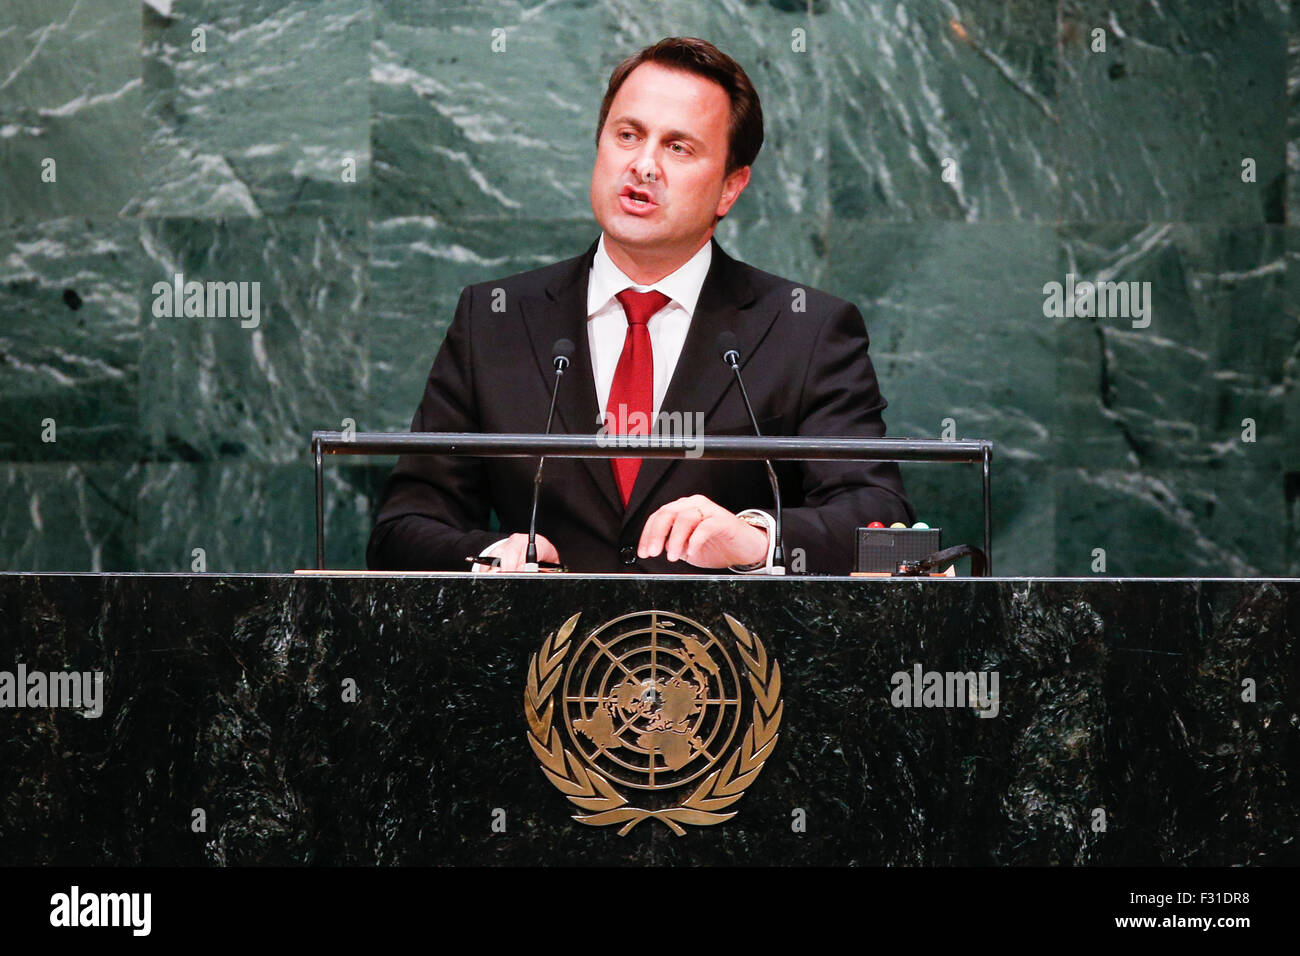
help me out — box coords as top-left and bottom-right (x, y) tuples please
(715, 165), (751, 219)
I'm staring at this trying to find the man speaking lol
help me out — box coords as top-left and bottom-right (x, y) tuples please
(367, 37), (914, 575)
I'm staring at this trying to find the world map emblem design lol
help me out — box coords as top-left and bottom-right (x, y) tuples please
(524, 610), (782, 835)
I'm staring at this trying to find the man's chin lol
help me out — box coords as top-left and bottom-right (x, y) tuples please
(601, 222), (669, 250)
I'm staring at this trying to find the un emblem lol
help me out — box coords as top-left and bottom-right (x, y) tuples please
(524, 610), (782, 835)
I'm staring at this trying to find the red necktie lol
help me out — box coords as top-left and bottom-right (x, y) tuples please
(607, 289), (669, 506)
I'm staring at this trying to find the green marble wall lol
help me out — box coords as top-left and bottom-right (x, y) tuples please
(0, 0), (1296, 575)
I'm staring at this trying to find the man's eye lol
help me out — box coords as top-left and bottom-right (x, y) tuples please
(617, 130), (636, 141)
(669, 143), (687, 154)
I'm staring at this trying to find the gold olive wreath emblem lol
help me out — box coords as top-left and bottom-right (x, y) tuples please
(524, 610), (782, 835)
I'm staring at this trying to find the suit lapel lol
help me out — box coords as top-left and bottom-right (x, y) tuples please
(518, 239), (624, 517)
(620, 239), (780, 526)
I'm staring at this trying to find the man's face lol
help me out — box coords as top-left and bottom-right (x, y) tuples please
(590, 62), (750, 274)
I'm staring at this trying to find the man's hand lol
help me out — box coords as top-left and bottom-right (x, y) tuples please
(638, 495), (768, 569)
(478, 533), (560, 572)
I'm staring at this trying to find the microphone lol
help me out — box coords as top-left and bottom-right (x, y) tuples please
(716, 331), (785, 572)
(526, 338), (575, 569)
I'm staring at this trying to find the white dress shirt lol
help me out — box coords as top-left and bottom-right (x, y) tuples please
(586, 232), (710, 420)
(475, 233), (776, 573)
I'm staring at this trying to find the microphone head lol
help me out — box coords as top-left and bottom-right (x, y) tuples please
(716, 331), (740, 365)
(553, 338), (575, 370)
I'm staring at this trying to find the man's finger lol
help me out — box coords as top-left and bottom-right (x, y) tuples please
(665, 507), (706, 562)
(682, 517), (719, 568)
(496, 535), (527, 572)
(536, 534), (560, 565)
(638, 504), (677, 558)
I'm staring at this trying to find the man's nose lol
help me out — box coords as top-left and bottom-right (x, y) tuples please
(630, 151), (660, 184)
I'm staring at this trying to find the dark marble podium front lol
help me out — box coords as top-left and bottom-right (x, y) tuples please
(1, 574), (1294, 866)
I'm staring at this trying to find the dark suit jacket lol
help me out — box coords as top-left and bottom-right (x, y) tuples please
(367, 237), (914, 574)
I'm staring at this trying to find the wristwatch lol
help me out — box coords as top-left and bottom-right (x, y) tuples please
(730, 511), (774, 573)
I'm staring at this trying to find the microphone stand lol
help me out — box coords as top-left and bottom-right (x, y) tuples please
(526, 345), (571, 570)
(721, 344), (786, 573)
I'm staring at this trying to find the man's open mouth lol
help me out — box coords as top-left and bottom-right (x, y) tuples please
(620, 186), (657, 207)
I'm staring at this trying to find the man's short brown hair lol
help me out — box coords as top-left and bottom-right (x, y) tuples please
(595, 37), (764, 175)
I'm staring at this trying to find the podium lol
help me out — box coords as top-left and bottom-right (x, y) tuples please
(3, 572), (1293, 865)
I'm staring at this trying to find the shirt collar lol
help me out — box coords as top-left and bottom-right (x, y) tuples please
(587, 233), (713, 319)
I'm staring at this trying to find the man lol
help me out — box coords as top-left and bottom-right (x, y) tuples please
(367, 37), (913, 575)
